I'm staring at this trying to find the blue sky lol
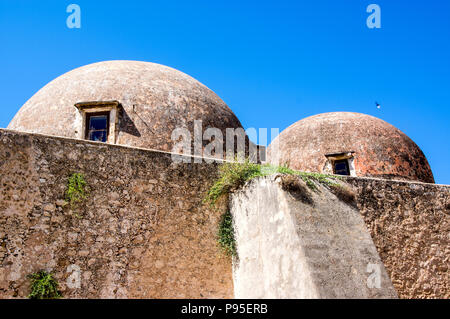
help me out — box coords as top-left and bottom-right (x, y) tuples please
(0, 1), (449, 184)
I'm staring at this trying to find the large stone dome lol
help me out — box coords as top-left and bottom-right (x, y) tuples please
(8, 60), (243, 152)
(267, 112), (434, 183)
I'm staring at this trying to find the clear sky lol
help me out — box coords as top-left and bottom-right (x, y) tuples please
(0, 1), (449, 184)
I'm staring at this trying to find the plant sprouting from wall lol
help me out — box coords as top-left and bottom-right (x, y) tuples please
(65, 172), (89, 209)
(217, 210), (237, 257)
(206, 160), (343, 258)
(204, 159), (263, 206)
(204, 160), (341, 206)
(27, 271), (61, 299)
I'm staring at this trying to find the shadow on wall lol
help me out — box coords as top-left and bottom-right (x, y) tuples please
(120, 106), (141, 138)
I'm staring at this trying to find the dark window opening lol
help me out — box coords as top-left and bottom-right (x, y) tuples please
(333, 159), (350, 176)
(86, 112), (109, 142)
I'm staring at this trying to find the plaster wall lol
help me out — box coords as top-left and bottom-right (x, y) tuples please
(230, 175), (398, 299)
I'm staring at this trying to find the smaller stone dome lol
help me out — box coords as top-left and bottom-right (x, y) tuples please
(267, 112), (434, 183)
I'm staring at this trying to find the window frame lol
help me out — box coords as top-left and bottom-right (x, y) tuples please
(85, 111), (110, 142)
(333, 159), (351, 176)
(324, 151), (356, 177)
(74, 100), (121, 144)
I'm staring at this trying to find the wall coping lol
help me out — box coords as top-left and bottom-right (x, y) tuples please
(0, 128), (225, 164)
(1, 128), (448, 188)
(342, 175), (450, 188)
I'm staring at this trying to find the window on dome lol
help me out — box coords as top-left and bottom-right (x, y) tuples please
(325, 151), (356, 177)
(74, 100), (121, 144)
(86, 112), (109, 142)
(333, 159), (350, 176)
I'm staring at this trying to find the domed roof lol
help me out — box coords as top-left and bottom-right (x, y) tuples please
(267, 112), (434, 183)
(8, 60), (243, 152)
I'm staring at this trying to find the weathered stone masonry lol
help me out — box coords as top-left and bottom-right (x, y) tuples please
(0, 129), (232, 298)
(0, 129), (448, 298)
(346, 177), (450, 299)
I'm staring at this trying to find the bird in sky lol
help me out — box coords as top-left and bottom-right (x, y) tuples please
(375, 101), (381, 109)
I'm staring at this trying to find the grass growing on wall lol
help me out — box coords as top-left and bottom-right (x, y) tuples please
(204, 160), (341, 206)
(65, 172), (89, 209)
(204, 160), (264, 206)
(28, 271), (61, 299)
(206, 160), (342, 258)
(275, 165), (340, 191)
(217, 210), (237, 257)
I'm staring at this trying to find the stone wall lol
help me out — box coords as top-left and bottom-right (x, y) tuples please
(0, 129), (232, 298)
(230, 175), (397, 299)
(346, 176), (450, 299)
(1, 129), (448, 299)
(230, 174), (449, 299)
